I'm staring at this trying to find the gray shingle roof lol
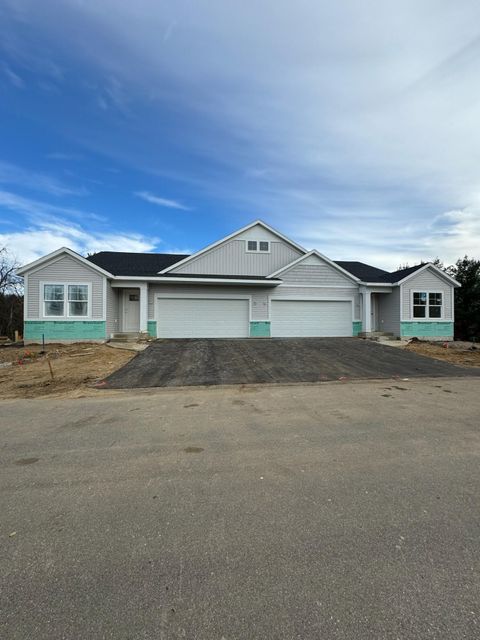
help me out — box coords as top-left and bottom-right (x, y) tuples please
(87, 252), (189, 276)
(335, 261), (425, 283)
(88, 250), (425, 283)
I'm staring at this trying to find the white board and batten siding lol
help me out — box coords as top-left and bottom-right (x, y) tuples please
(26, 254), (105, 319)
(171, 225), (302, 277)
(400, 268), (453, 321)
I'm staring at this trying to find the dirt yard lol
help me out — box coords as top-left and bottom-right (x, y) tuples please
(0, 343), (135, 399)
(405, 340), (480, 367)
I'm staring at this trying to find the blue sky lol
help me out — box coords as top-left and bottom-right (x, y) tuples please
(1, 0), (480, 269)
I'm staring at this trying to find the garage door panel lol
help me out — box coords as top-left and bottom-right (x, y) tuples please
(157, 298), (249, 338)
(271, 300), (352, 337)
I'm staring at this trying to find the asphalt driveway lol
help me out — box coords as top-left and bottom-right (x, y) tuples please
(104, 337), (480, 388)
(2, 379), (480, 639)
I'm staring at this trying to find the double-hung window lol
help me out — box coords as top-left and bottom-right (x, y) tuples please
(413, 291), (442, 319)
(43, 283), (89, 318)
(68, 285), (89, 316)
(44, 284), (65, 317)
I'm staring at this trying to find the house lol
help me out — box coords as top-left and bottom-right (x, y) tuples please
(17, 220), (460, 343)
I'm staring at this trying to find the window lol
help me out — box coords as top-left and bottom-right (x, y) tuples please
(428, 292), (442, 318)
(43, 283), (90, 318)
(413, 291), (442, 319)
(44, 284), (64, 317)
(246, 240), (270, 252)
(68, 284), (89, 316)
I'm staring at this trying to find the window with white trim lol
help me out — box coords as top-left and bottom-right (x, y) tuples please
(43, 283), (90, 318)
(68, 284), (89, 316)
(44, 284), (65, 317)
(246, 240), (270, 252)
(413, 291), (442, 319)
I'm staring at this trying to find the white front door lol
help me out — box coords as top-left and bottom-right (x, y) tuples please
(123, 289), (140, 332)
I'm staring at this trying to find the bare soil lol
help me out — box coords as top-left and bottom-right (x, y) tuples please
(0, 343), (135, 399)
(405, 340), (480, 367)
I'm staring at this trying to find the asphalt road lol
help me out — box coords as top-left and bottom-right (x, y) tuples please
(1, 377), (480, 639)
(104, 337), (480, 388)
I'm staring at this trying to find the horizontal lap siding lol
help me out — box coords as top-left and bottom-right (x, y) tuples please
(26, 255), (105, 319)
(148, 285), (273, 322)
(401, 269), (453, 320)
(377, 289), (400, 335)
(172, 239), (301, 276)
(281, 263), (354, 286)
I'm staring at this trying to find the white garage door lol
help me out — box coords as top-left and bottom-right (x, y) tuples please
(156, 297), (250, 338)
(271, 300), (352, 337)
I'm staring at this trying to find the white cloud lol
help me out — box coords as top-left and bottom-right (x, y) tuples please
(0, 189), (159, 264)
(135, 190), (191, 211)
(0, 161), (87, 196)
(1, 227), (158, 266)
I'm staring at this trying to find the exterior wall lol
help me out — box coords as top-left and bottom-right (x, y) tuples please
(400, 267), (454, 340)
(280, 259), (354, 287)
(377, 288), (401, 336)
(352, 321), (362, 336)
(400, 322), (454, 340)
(24, 320), (106, 343)
(26, 255), (105, 320)
(171, 231), (302, 276)
(147, 320), (157, 337)
(106, 281), (119, 336)
(401, 268), (453, 321)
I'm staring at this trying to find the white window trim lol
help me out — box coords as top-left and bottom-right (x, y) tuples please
(40, 281), (92, 320)
(246, 240), (271, 254)
(411, 290), (444, 321)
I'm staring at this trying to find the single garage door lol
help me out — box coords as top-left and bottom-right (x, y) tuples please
(156, 297), (250, 338)
(271, 300), (352, 337)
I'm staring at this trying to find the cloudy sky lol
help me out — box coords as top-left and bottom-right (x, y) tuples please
(1, 0), (480, 269)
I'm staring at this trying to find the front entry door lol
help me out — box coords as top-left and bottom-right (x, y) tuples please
(123, 289), (140, 332)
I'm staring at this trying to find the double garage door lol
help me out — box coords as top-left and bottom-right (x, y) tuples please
(156, 297), (352, 338)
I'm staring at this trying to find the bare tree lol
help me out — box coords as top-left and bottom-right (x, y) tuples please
(0, 248), (23, 338)
(0, 248), (22, 294)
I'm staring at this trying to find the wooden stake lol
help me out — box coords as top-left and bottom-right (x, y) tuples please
(47, 357), (54, 380)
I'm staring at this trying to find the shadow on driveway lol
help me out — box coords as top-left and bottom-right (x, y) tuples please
(102, 338), (480, 389)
